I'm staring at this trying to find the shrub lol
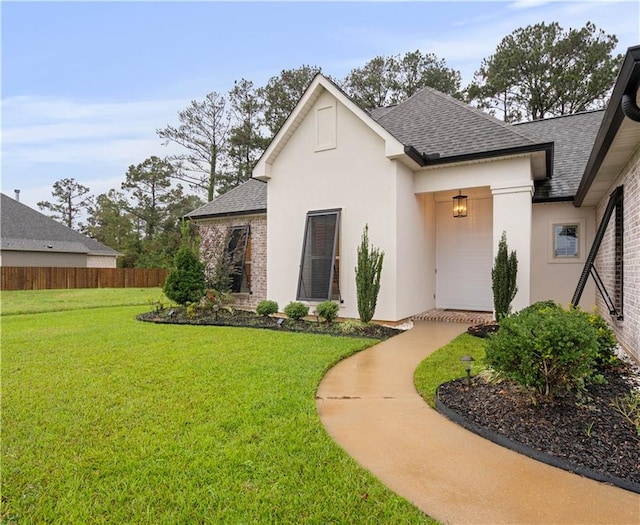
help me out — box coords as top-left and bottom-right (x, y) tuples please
(284, 302), (309, 321)
(355, 224), (384, 323)
(256, 300), (279, 316)
(588, 312), (618, 366)
(485, 301), (600, 396)
(316, 301), (339, 323)
(339, 319), (366, 334)
(492, 232), (518, 321)
(163, 247), (206, 305)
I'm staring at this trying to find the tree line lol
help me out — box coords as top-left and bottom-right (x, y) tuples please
(38, 21), (622, 268)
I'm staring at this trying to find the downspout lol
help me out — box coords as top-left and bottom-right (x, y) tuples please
(621, 79), (640, 122)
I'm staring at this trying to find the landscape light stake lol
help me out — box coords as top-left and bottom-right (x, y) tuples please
(461, 355), (475, 386)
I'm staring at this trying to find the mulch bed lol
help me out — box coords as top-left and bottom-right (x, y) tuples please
(137, 307), (402, 340)
(437, 364), (640, 492)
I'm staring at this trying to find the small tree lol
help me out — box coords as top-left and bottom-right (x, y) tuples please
(355, 225), (384, 323)
(163, 247), (206, 305)
(492, 232), (518, 321)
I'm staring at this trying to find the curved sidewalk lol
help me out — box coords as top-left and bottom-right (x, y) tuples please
(316, 321), (640, 524)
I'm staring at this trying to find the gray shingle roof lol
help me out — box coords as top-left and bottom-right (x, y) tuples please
(186, 179), (267, 219)
(0, 193), (119, 255)
(514, 110), (605, 200)
(371, 87), (540, 159)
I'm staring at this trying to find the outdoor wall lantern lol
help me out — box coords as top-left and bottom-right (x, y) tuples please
(452, 190), (468, 218)
(461, 355), (475, 386)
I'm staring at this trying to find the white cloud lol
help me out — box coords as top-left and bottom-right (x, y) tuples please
(1, 95), (193, 211)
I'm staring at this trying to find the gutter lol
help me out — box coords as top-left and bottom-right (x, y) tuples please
(185, 208), (267, 221)
(574, 45), (640, 207)
(407, 142), (554, 178)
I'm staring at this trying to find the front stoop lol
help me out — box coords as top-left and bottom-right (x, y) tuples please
(412, 309), (494, 325)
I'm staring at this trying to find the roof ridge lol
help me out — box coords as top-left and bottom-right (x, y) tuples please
(513, 108), (607, 126)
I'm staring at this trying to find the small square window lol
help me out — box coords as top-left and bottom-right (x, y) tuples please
(554, 224), (579, 258)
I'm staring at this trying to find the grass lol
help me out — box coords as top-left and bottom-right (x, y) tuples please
(1, 290), (434, 523)
(0, 287), (167, 316)
(414, 333), (487, 407)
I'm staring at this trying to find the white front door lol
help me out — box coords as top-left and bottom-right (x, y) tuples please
(436, 197), (493, 311)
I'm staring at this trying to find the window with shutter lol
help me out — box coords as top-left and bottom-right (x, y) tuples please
(226, 226), (251, 293)
(297, 210), (340, 302)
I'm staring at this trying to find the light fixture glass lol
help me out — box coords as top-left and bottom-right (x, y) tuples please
(453, 190), (468, 218)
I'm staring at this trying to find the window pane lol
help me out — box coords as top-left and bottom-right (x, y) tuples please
(554, 224), (578, 258)
(226, 226), (249, 293)
(297, 211), (340, 301)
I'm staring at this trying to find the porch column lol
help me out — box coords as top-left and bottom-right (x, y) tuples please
(491, 183), (533, 312)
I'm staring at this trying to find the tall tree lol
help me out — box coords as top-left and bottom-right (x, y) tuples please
(467, 22), (621, 122)
(38, 177), (93, 231)
(222, 79), (268, 194)
(157, 91), (231, 201)
(121, 156), (182, 239)
(262, 65), (322, 136)
(342, 51), (461, 110)
(85, 190), (134, 248)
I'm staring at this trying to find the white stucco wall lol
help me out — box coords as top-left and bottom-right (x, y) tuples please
(265, 90), (400, 320)
(530, 202), (596, 309)
(416, 157), (535, 313)
(393, 162), (433, 320)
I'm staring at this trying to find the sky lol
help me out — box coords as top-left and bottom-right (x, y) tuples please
(2, 0), (639, 212)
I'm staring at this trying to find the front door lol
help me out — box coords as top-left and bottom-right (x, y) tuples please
(436, 197), (493, 311)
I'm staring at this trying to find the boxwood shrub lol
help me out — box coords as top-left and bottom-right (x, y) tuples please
(256, 300), (279, 316)
(485, 301), (600, 396)
(316, 301), (339, 323)
(284, 301), (309, 321)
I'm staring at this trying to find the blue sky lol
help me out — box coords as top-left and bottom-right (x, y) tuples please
(2, 1), (639, 211)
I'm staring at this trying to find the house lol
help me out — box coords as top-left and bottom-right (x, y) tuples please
(186, 178), (267, 309)
(188, 45), (639, 361)
(0, 192), (120, 268)
(573, 45), (640, 362)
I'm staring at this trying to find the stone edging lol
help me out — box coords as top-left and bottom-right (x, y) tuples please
(435, 386), (640, 495)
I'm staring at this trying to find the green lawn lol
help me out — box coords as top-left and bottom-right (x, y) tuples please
(2, 291), (434, 523)
(0, 287), (166, 316)
(414, 333), (487, 407)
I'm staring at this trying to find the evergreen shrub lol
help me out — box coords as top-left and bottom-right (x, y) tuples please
(485, 301), (600, 396)
(316, 301), (339, 323)
(163, 247), (206, 305)
(256, 300), (279, 316)
(284, 302), (309, 321)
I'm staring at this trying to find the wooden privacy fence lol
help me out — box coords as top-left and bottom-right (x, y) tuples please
(1, 267), (169, 291)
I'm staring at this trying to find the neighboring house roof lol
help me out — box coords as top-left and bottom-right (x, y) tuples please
(0, 193), (119, 256)
(575, 45), (640, 207)
(514, 110), (605, 202)
(185, 178), (267, 219)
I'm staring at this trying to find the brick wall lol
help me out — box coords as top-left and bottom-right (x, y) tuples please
(595, 145), (640, 362)
(195, 214), (267, 310)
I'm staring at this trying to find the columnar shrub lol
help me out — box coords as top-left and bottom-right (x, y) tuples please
(284, 301), (309, 321)
(485, 301), (600, 396)
(163, 247), (206, 305)
(316, 301), (339, 323)
(256, 300), (279, 316)
(355, 225), (384, 323)
(492, 232), (518, 321)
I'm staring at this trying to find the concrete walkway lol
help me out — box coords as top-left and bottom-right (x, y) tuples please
(316, 321), (640, 524)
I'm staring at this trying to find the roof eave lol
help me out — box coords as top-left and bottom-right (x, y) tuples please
(574, 45), (640, 207)
(186, 208), (267, 221)
(418, 142), (553, 176)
